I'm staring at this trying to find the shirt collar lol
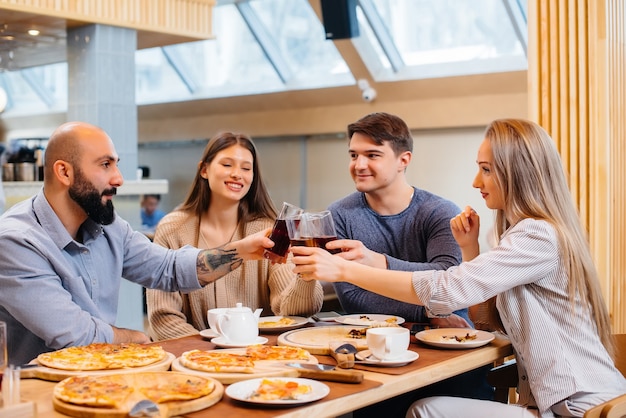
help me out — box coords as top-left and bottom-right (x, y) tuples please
(32, 189), (103, 249)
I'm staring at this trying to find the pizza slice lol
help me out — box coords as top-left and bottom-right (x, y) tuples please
(248, 378), (312, 401)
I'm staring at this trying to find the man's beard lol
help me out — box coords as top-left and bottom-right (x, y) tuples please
(69, 169), (116, 225)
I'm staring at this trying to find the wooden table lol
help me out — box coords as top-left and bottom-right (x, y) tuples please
(16, 328), (513, 418)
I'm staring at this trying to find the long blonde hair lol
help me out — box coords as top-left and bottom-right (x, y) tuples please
(486, 119), (614, 356)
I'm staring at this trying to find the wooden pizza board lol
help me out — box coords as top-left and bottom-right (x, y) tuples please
(170, 348), (318, 385)
(52, 371), (223, 418)
(276, 326), (369, 355)
(21, 352), (175, 382)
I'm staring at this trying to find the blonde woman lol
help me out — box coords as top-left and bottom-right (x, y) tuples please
(292, 119), (625, 417)
(147, 132), (323, 340)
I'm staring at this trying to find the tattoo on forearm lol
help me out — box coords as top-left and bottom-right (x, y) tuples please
(197, 247), (243, 284)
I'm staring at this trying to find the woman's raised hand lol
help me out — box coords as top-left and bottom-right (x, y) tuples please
(450, 206), (480, 260)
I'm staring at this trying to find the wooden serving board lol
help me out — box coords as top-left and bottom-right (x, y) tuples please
(277, 326), (369, 355)
(52, 372), (223, 418)
(170, 348), (318, 385)
(21, 352), (175, 382)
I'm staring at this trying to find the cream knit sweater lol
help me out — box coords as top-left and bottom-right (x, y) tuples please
(146, 210), (324, 340)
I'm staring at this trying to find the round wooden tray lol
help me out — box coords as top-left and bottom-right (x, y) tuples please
(22, 352), (175, 382)
(277, 326), (369, 355)
(170, 348), (318, 384)
(52, 371), (223, 418)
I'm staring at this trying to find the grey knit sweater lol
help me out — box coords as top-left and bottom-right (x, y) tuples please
(329, 188), (470, 323)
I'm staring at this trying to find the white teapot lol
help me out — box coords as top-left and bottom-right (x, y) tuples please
(214, 303), (262, 344)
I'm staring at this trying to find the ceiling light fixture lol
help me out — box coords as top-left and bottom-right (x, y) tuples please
(28, 29), (40, 36)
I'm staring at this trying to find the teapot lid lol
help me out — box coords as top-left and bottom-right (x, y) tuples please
(229, 302), (250, 313)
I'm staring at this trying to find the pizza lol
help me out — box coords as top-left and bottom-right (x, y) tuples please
(37, 343), (167, 371)
(54, 374), (134, 408)
(53, 372), (215, 409)
(179, 350), (256, 374)
(248, 378), (311, 401)
(258, 317), (296, 328)
(138, 373), (215, 403)
(179, 346), (311, 374)
(245, 344), (310, 361)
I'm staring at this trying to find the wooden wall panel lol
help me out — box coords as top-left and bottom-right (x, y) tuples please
(528, 0), (625, 332)
(0, 0), (215, 38)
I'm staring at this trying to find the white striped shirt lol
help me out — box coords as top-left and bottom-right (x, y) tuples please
(412, 218), (626, 415)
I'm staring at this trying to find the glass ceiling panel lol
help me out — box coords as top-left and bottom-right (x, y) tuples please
(357, 0), (528, 81)
(248, 0), (353, 89)
(136, 0), (352, 105)
(136, 48), (191, 104)
(2, 0), (529, 114)
(1, 62), (67, 116)
(136, 4), (280, 105)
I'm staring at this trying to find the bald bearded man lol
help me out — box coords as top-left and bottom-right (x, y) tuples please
(0, 121), (273, 365)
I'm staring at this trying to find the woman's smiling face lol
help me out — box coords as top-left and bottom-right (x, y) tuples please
(201, 144), (253, 203)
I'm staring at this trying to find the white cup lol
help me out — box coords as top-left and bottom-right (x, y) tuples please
(207, 308), (229, 335)
(366, 327), (410, 360)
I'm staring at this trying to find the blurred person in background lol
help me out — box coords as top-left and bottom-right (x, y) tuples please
(140, 194), (166, 233)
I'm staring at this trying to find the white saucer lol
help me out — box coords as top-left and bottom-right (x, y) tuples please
(199, 329), (219, 339)
(356, 349), (419, 367)
(211, 336), (268, 348)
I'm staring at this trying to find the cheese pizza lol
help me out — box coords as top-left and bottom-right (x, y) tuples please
(179, 346), (312, 374)
(54, 374), (133, 408)
(179, 350), (256, 374)
(37, 343), (167, 371)
(245, 344), (310, 361)
(53, 372), (215, 409)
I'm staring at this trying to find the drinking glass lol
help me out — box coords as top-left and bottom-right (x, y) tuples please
(263, 202), (304, 263)
(288, 211), (340, 254)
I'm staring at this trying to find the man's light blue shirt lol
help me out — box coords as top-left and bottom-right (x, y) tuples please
(0, 189), (201, 364)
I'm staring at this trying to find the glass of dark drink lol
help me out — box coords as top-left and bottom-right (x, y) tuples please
(306, 210), (341, 254)
(263, 202), (304, 263)
(288, 211), (340, 254)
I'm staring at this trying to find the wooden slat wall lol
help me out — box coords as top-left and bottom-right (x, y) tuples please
(528, 0), (625, 332)
(0, 0), (215, 38)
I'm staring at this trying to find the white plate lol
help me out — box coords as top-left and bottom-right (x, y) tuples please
(355, 349), (419, 367)
(334, 314), (405, 326)
(257, 316), (310, 332)
(199, 329), (220, 339)
(211, 336), (269, 348)
(225, 377), (329, 405)
(415, 328), (495, 349)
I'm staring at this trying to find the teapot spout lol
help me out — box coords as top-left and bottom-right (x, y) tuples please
(253, 308), (263, 320)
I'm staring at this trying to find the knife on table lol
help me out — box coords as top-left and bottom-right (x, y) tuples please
(284, 363), (364, 383)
